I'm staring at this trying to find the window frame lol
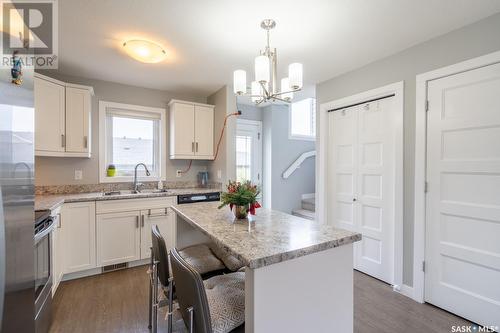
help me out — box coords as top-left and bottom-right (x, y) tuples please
(98, 101), (166, 183)
(288, 97), (316, 141)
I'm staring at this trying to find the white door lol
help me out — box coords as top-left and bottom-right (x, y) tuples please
(96, 211), (141, 266)
(194, 105), (214, 157)
(425, 62), (500, 328)
(34, 77), (65, 153)
(330, 98), (396, 284)
(65, 87), (91, 153)
(140, 208), (175, 260)
(61, 202), (96, 274)
(236, 120), (263, 188)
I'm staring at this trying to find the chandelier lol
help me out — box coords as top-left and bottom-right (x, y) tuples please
(233, 19), (303, 105)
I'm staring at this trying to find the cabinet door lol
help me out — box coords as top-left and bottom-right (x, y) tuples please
(35, 77), (65, 153)
(194, 105), (214, 158)
(170, 103), (195, 157)
(65, 87), (91, 154)
(51, 213), (64, 296)
(96, 211), (141, 266)
(140, 208), (175, 260)
(61, 202), (96, 274)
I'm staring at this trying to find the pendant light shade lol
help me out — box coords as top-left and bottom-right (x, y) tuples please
(255, 55), (270, 83)
(251, 81), (262, 103)
(280, 77), (293, 101)
(233, 70), (247, 95)
(288, 63), (303, 90)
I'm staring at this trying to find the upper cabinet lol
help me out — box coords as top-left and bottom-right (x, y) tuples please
(35, 73), (94, 158)
(169, 100), (214, 160)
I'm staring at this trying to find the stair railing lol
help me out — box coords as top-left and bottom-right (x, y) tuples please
(282, 150), (316, 179)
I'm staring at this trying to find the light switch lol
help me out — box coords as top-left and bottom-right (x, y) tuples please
(176, 170), (182, 178)
(74, 170), (83, 180)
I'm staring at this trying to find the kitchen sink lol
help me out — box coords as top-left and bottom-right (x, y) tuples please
(103, 189), (172, 196)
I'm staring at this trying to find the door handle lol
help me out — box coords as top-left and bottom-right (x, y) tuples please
(353, 198), (357, 202)
(84, 136), (88, 148)
(141, 215), (145, 227)
(192, 142), (195, 152)
(61, 134), (66, 148)
(136, 216), (139, 228)
(195, 142), (198, 152)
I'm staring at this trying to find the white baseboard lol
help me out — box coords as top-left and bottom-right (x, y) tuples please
(395, 284), (418, 301)
(61, 259), (149, 282)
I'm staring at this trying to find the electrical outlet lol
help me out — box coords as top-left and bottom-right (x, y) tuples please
(74, 170), (83, 180)
(217, 169), (222, 179)
(176, 170), (182, 178)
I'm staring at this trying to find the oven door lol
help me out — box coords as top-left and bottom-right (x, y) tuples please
(34, 217), (54, 332)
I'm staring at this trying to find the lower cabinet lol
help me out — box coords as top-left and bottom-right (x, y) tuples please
(51, 210), (64, 296)
(140, 208), (175, 260)
(60, 201), (96, 274)
(96, 211), (142, 266)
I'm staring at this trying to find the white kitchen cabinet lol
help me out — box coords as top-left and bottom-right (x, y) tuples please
(140, 207), (175, 260)
(169, 100), (214, 159)
(35, 76), (65, 154)
(34, 73), (93, 158)
(65, 86), (91, 154)
(96, 211), (141, 266)
(60, 202), (96, 274)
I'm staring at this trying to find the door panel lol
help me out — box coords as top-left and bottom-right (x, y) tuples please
(235, 120), (263, 191)
(194, 105), (214, 157)
(141, 208), (174, 260)
(329, 97), (395, 284)
(35, 77), (65, 152)
(171, 103), (195, 156)
(96, 211), (141, 266)
(65, 87), (90, 153)
(425, 62), (500, 328)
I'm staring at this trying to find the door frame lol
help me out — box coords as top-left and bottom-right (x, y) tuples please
(235, 118), (263, 185)
(317, 81), (404, 290)
(413, 50), (500, 304)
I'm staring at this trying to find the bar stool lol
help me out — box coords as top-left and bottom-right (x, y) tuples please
(170, 247), (245, 333)
(149, 225), (226, 333)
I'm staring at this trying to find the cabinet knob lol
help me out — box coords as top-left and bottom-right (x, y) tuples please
(353, 198), (357, 202)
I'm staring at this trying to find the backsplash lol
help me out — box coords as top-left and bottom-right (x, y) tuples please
(35, 181), (222, 195)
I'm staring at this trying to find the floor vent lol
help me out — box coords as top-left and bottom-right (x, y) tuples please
(102, 262), (128, 273)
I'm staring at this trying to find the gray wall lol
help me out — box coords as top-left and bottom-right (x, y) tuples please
(35, 72), (208, 185)
(263, 104), (316, 214)
(237, 103), (262, 121)
(316, 13), (500, 286)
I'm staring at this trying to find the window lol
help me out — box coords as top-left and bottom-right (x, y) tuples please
(236, 135), (252, 182)
(99, 101), (166, 183)
(289, 97), (316, 140)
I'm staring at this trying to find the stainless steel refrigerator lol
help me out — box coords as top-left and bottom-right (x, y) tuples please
(0, 66), (35, 332)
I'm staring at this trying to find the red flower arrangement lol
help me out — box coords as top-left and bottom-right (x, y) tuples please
(218, 180), (261, 219)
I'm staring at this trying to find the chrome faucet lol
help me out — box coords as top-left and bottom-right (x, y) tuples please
(133, 163), (151, 193)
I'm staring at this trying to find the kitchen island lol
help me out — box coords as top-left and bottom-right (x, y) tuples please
(171, 202), (361, 333)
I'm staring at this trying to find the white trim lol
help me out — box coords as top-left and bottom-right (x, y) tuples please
(413, 50), (500, 304)
(168, 99), (214, 108)
(301, 193), (315, 200)
(236, 119), (262, 127)
(34, 72), (94, 95)
(98, 101), (167, 183)
(317, 81), (405, 291)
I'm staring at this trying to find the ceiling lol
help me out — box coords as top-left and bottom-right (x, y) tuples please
(57, 0), (500, 97)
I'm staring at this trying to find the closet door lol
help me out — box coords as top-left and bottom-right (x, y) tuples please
(355, 99), (395, 284)
(329, 97), (396, 284)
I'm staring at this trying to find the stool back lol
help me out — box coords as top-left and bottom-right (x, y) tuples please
(151, 225), (170, 287)
(170, 247), (212, 333)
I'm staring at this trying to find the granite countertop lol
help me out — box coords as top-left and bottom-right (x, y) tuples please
(35, 188), (220, 211)
(171, 201), (361, 269)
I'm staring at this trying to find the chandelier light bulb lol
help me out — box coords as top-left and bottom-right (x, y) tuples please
(289, 63), (303, 90)
(255, 55), (270, 84)
(233, 70), (247, 95)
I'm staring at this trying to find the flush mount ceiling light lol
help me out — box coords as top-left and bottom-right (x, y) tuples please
(233, 19), (303, 105)
(122, 39), (167, 63)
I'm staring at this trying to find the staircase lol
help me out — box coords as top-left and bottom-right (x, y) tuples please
(292, 195), (315, 220)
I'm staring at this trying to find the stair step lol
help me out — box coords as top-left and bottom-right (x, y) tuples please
(292, 209), (315, 221)
(301, 197), (315, 212)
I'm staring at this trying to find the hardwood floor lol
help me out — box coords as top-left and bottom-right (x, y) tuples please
(50, 266), (472, 333)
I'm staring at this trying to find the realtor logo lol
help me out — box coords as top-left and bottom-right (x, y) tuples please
(1, 0), (58, 68)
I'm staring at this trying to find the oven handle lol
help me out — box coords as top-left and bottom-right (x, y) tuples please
(34, 218), (55, 244)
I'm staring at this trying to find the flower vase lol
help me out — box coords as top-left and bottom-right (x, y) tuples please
(232, 205), (249, 219)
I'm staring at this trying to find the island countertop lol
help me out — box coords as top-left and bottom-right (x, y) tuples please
(171, 201), (361, 269)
